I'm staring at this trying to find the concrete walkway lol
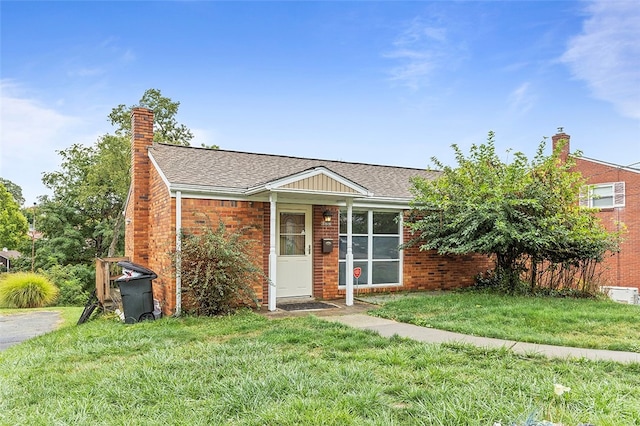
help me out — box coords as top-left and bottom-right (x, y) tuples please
(0, 311), (62, 351)
(326, 314), (640, 364)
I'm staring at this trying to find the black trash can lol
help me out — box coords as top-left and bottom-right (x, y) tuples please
(115, 261), (158, 324)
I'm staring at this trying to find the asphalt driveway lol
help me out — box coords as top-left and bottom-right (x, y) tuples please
(0, 311), (62, 351)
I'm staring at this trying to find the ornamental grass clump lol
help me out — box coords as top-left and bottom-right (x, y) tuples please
(0, 272), (59, 308)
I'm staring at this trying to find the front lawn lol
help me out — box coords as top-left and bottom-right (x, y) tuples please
(368, 292), (640, 352)
(1, 312), (639, 425)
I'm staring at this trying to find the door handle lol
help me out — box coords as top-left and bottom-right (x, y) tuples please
(308, 244), (311, 255)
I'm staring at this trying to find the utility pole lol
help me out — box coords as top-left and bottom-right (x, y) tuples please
(31, 203), (36, 272)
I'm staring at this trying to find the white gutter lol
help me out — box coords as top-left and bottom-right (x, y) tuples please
(268, 193), (277, 311)
(175, 190), (182, 317)
(170, 183), (247, 195)
(577, 156), (640, 174)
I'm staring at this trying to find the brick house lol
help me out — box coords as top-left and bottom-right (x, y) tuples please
(124, 108), (490, 315)
(552, 131), (640, 290)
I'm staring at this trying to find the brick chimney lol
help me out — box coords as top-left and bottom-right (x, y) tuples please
(551, 127), (570, 162)
(126, 107), (154, 264)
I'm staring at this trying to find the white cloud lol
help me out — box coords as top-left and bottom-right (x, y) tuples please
(0, 80), (79, 204)
(384, 17), (461, 90)
(561, 0), (640, 119)
(0, 80), (78, 156)
(508, 82), (536, 115)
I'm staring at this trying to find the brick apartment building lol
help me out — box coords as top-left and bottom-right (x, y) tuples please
(124, 108), (489, 315)
(552, 131), (640, 290)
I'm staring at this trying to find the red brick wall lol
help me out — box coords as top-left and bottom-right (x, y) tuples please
(261, 203), (271, 303)
(401, 230), (491, 291)
(146, 168), (173, 313)
(313, 206), (339, 299)
(553, 132), (639, 290)
(126, 108), (154, 265)
(124, 192), (135, 260)
(175, 199), (266, 312)
(575, 158), (640, 289)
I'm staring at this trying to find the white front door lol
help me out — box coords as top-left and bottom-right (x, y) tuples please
(276, 205), (313, 298)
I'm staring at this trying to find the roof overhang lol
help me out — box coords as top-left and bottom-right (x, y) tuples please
(575, 155), (640, 174)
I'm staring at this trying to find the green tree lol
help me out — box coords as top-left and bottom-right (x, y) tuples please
(0, 183), (28, 249)
(406, 132), (620, 293)
(0, 178), (25, 206)
(31, 89), (192, 268)
(108, 88), (194, 145)
(200, 143), (220, 149)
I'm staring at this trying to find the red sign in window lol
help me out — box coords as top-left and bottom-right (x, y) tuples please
(353, 267), (362, 279)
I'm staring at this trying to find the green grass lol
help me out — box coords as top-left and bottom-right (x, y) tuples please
(368, 292), (640, 352)
(1, 312), (639, 425)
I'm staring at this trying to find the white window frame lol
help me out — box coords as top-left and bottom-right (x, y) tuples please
(580, 182), (625, 208)
(338, 209), (403, 288)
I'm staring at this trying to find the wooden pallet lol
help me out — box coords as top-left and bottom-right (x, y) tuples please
(95, 257), (128, 311)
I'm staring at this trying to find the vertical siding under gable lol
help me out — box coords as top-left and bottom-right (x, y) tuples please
(281, 175), (359, 193)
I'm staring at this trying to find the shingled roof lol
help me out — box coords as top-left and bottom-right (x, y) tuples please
(0, 249), (21, 260)
(149, 143), (440, 199)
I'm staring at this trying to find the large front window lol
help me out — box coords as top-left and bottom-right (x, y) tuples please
(339, 210), (401, 287)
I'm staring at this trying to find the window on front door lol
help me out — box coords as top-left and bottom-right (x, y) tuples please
(279, 213), (306, 256)
(338, 210), (401, 287)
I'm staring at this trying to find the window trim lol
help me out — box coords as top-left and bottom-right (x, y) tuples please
(580, 182), (625, 209)
(338, 209), (403, 288)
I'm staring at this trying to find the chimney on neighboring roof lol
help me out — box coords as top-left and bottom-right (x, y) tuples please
(127, 107), (154, 264)
(552, 127), (570, 162)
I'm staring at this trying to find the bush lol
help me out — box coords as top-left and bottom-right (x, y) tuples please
(474, 261), (605, 299)
(43, 264), (94, 306)
(0, 272), (59, 308)
(175, 221), (261, 316)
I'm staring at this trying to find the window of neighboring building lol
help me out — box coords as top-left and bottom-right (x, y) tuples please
(580, 182), (625, 208)
(338, 210), (401, 287)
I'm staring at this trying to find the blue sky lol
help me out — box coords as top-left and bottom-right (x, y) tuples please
(1, 0), (639, 206)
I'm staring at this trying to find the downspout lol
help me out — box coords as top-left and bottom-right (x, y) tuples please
(175, 190), (182, 317)
(268, 193), (277, 311)
(346, 199), (354, 306)
(398, 212), (404, 286)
